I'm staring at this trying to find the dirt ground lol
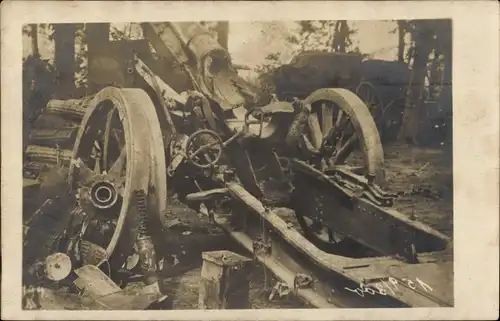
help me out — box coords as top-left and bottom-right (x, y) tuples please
(383, 143), (453, 236)
(149, 196), (309, 309)
(23, 142), (453, 309)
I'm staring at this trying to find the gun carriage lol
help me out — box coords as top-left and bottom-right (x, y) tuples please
(23, 22), (453, 309)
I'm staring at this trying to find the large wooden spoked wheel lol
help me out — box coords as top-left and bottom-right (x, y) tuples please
(355, 81), (385, 129)
(294, 88), (384, 253)
(66, 87), (167, 276)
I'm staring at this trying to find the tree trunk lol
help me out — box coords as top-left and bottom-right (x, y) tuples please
(332, 21), (349, 53)
(397, 21), (406, 62)
(215, 21), (229, 49)
(30, 24), (39, 57)
(436, 20), (452, 109)
(86, 23), (111, 93)
(53, 24), (77, 99)
(428, 48), (441, 100)
(86, 23), (110, 45)
(435, 20), (452, 148)
(398, 22), (434, 144)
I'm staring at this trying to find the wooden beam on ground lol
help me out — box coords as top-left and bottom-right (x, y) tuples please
(198, 250), (252, 309)
(25, 145), (72, 166)
(45, 97), (92, 119)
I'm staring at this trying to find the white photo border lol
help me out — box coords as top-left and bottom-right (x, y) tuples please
(1, 1), (499, 320)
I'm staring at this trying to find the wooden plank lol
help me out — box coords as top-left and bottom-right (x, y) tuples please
(74, 265), (122, 298)
(98, 282), (168, 310)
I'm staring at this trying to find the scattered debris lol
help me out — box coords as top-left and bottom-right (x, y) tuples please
(268, 281), (292, 301)
(165, 218), (183, 229)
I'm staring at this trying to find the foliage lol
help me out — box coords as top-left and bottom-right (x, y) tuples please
(109, 23), (143, 41)
(75, 24), (87, 89)
(254, 20), (363, 77)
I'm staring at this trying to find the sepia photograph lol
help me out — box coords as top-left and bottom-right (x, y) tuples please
(21, 19), (454, 310)
(1, 1), (498, 320)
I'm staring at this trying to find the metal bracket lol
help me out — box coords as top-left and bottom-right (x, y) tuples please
(331, 168), (396, 207)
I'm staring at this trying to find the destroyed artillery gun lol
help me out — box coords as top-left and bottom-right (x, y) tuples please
(23, 22), (453, 309)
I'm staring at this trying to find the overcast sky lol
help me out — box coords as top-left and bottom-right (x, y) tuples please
(229, 20), (401, 67)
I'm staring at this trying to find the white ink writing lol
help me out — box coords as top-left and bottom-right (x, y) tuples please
(344, 277), (434, 297)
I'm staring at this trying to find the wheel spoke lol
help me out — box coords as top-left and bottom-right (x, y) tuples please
(335, 130), (346, 151)
(327, 229), (335, 243)
(333, 133), (358, 164)
(321, 103), (334, 138)
(203, 153), (214, 164)
(191, 142), (219, 158)
(307, 113), (323, 150)
(71, 158), (95, 184)
(112, 129), (124, 150)
(108, 147), (126, 180)
(93, 151), (101, 174)
(301, 133), (318, 153)
(335, 109), (344, 128)
(103, 108), (117, 170)
(365, 88), (372, 104)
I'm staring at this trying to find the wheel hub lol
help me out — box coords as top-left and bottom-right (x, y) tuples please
(76, 174), (121, 213)
(89, 180), (119, 209)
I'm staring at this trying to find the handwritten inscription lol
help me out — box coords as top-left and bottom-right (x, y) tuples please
(344, 277), (433, 298)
